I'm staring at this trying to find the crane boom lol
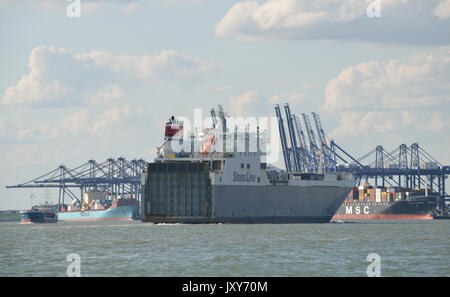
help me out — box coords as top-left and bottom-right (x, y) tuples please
(275, 105), (291, 172)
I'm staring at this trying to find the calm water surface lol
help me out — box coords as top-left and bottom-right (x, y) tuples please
(0, 220), (448, 277)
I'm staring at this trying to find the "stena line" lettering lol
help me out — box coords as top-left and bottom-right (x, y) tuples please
(233, 171), (256, 183)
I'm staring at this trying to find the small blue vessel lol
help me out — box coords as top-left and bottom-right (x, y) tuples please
(20, 203), (58, 223)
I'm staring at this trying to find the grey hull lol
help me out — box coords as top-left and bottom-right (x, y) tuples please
(142, 184), (352, 224)
(141, 216), (333, 224)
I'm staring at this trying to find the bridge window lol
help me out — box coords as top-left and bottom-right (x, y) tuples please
(212, 160), (222, 171)
(296, 173), (324, 181)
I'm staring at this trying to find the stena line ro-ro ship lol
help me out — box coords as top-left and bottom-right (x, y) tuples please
(141, 107), (356, 224)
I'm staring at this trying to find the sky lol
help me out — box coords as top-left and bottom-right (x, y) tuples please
(0, 0), (449, 210)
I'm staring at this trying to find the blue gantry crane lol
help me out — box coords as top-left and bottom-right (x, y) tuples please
(275, 104), (292, 172)
(284, 103), (302, 172)
(6, 158), (147, 207)
(274, 104), (449, 211)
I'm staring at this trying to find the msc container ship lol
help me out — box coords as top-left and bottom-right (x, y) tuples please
(141, 111), (356, 224)
(57, 190), (140, 222)
(332, 184), (438, 220)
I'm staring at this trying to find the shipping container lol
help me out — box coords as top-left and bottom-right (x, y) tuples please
(359, 189), (364, 198)
(376, 188), (381, 202)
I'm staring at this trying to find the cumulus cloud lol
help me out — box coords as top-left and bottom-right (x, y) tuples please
(417, 112), (448, 132)
(434, 0), (450, 18)
(329, 111), (398, 139)
(2, 46), (217, 107)
(228, 90), (262, 117)
(322, 47), (450, 111)
(323, 48), (450, 151)
(329, 110), (449, 141)
(50, 106), (140, 138)
(215, 0), (450, 44)
(268, 93), (308, 106)
(2, 104), (151, 147)
(226, 89), (314, 118)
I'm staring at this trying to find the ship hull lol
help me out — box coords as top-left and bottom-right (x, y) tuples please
(333, 214), (432, 220)
(332, 196), (438, 221)
(142, 184), (352, 224)
(20, 212), (57, 224)
(58, 205), (139, 222)
(142, 216), (334, 224)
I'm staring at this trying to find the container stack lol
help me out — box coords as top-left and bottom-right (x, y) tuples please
(344, 184), (422, 204)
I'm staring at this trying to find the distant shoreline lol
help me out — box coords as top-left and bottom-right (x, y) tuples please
(0, 211), (20, 222)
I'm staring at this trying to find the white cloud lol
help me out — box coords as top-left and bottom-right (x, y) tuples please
(322, 47), (450, 111)
(322, 48), (450, 157)
(4, 143), (52, 166)
(24, 106), (145, 141)
(2, 46), (217, 107)
(228, 90), (261, 117)
(417, 113), (448, 132)
(226, 89), (313, 118)
(434, 0), (450, 18)
(215, 0), (450, 44)
(329, 110), (450, 140)
(0, 118), (8, 137)
(329, 111), (399, 139)
(215, 0), (366, 39)
(319, 50), (450, 164)
(123, 2), (138, 12)
(1, 104), (154, 150)
(267, 92), (308, 106)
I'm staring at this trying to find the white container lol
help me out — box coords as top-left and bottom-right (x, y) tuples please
(84, 190), (107, 204)
(375, 188), (381, 203)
